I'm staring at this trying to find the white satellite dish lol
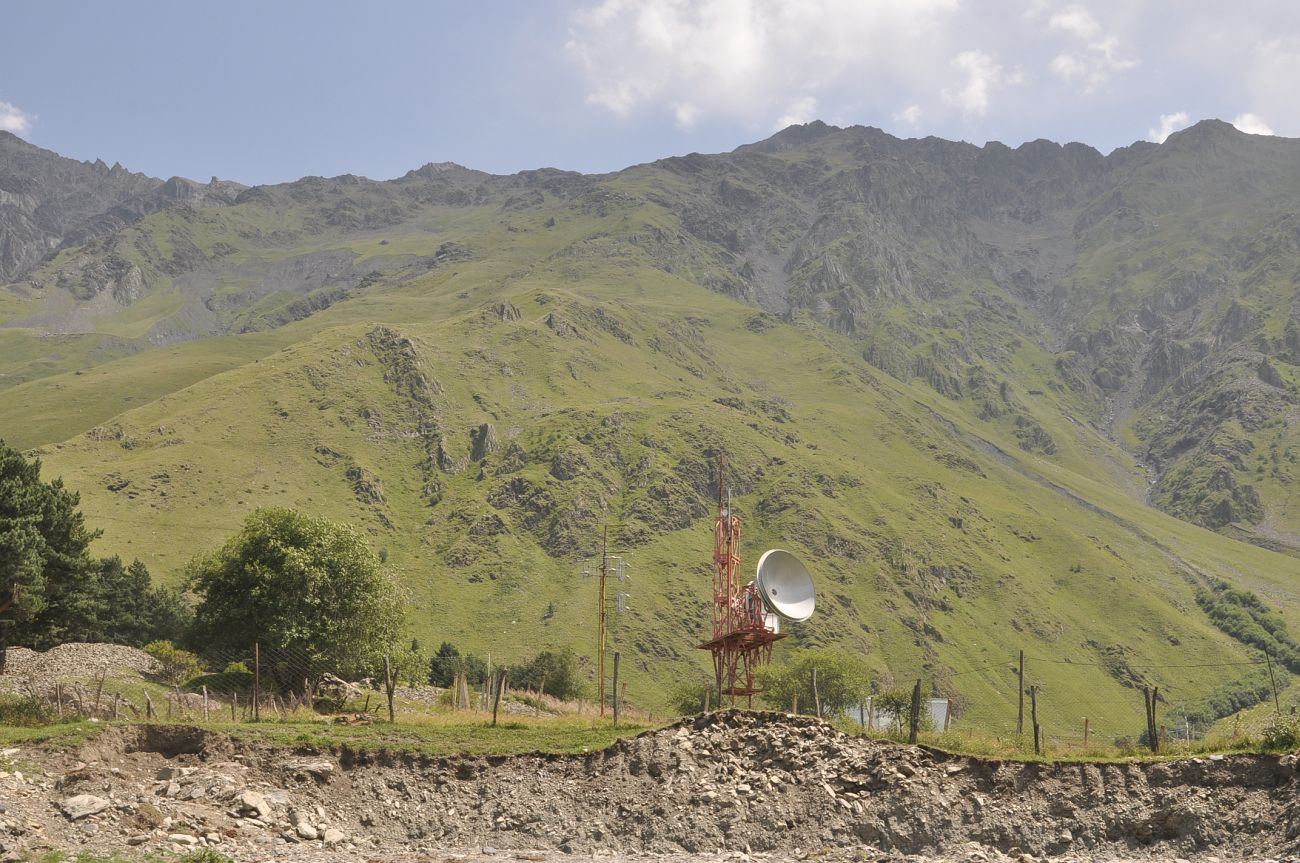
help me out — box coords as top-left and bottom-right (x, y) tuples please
(755, 549), (816, 622)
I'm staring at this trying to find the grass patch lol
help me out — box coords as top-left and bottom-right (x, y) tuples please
(0, 719), (103, 750)
(211, 713), (656, 757)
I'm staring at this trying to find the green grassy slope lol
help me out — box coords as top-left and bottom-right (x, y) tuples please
(25, 255), (1300, 731)
(4, 122), (1300, 733)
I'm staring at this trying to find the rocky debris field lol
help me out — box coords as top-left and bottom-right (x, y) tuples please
(0, 643), (160, 686)
(0, 711), (1298, 863)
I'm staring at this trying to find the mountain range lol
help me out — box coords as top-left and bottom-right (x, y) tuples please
(2, 120), (1298, 722)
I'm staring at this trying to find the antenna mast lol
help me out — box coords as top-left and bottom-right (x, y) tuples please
(699, 454), (784, 707)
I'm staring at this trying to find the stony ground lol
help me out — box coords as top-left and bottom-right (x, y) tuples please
(1, 711), (1298, 862)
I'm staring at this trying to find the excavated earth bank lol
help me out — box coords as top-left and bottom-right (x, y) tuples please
(2, 711), (1299, 862)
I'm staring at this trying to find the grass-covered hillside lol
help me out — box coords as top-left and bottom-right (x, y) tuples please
(3, 120), (1300, 725)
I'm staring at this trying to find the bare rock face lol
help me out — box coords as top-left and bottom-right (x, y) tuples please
(470, 423), (500, 461)
(491, 302), (522, 322)
(0, 132), (243, 284)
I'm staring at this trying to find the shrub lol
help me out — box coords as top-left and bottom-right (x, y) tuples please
(1260, 713), (1300, 751)
(757, 648), (871, 717)
(0, 693), (52, 726)
(667, 677), (714, 715)
(144, 640), (204, 685)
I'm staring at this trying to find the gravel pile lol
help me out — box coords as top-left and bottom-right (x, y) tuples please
(0, 643), (160, 683)
(0, 710), (1298, 862)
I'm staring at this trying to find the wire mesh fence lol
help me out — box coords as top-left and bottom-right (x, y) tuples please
(0, 640), (656, 728)
(0, 638), (1292, 755)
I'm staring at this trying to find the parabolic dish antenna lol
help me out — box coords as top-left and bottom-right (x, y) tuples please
(755, 548), (816, 622)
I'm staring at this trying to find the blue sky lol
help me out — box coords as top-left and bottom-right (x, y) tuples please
(2, 1), (1298, 186)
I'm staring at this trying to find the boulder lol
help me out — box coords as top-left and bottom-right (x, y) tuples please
(60, 794), (109, 820)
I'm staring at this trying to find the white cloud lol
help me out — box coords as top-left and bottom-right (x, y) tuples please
(896, 104), (923, 128)
(942, 51), (1017, 117)
(1232, 113), (1274, 136)
(1148, 111), (1190, 143)
(1048, 5), (1101, 40)
(775, 96), (818, 130)
(0, 101), (33, 135)
(1242, 38), (1300, 137)
(1044, 4), (1136, 92)
(567, 0), (960, 130)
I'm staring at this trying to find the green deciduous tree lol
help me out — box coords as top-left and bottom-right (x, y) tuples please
(187, 508), (404, 684)
(756, 648), (871, 717)
(143, 640), (204, 685)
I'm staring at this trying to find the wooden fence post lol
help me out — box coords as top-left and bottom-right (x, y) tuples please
(202, 685), (209, 722)
(1083, 717), (1090, 746)
(1267, 650), (1281, 715)
(1017, 650), (1025, 736)
(1030, 685), (1040, 754)
(253, 642), (261, 722)
(1148, 687), (1160, 753)
(908, 679), (922, 744)
(812, 667), (821, 718)
(93, 667), (107, 714)
(383, 655), (396, 723)
(492, 668), (506, 727)
(145, 691), (155, 720)
(232, 692), (237, 722)
(612, 652), (621, 728)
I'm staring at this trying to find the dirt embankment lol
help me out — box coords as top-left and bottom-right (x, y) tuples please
(1, 711), (1298, 863)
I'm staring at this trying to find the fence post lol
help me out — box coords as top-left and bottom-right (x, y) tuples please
(232, 692), (238, 722)
(812, 667), (821, 718)
(492, 668), (506, 727)
(383, 654), (396, 723)
(792, 693), (798, 715)
(1152, 686), (1160, 753)
(1030, 685), (1040, 754)
(93, 667), (107, 714)
(253, 642), (261, 722)
(1017, 650), (1024, 736)
(1143, 686), (1160, 754)
(859, 699), (866, 734)
(867, 695), (875, 732)
(612, 652), (621, 728)
(1084, 717), (1089, 746)
(202, 686), (209, 722)
(145, 691), (154, 720)
(908, 679), (922, 744)
(1266, 650), (1281, 715)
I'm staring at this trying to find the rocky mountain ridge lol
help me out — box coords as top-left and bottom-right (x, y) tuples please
(0, 130), (244, 284)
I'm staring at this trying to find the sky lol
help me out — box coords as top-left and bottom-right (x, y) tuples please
(2, 1), (1298, 186)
